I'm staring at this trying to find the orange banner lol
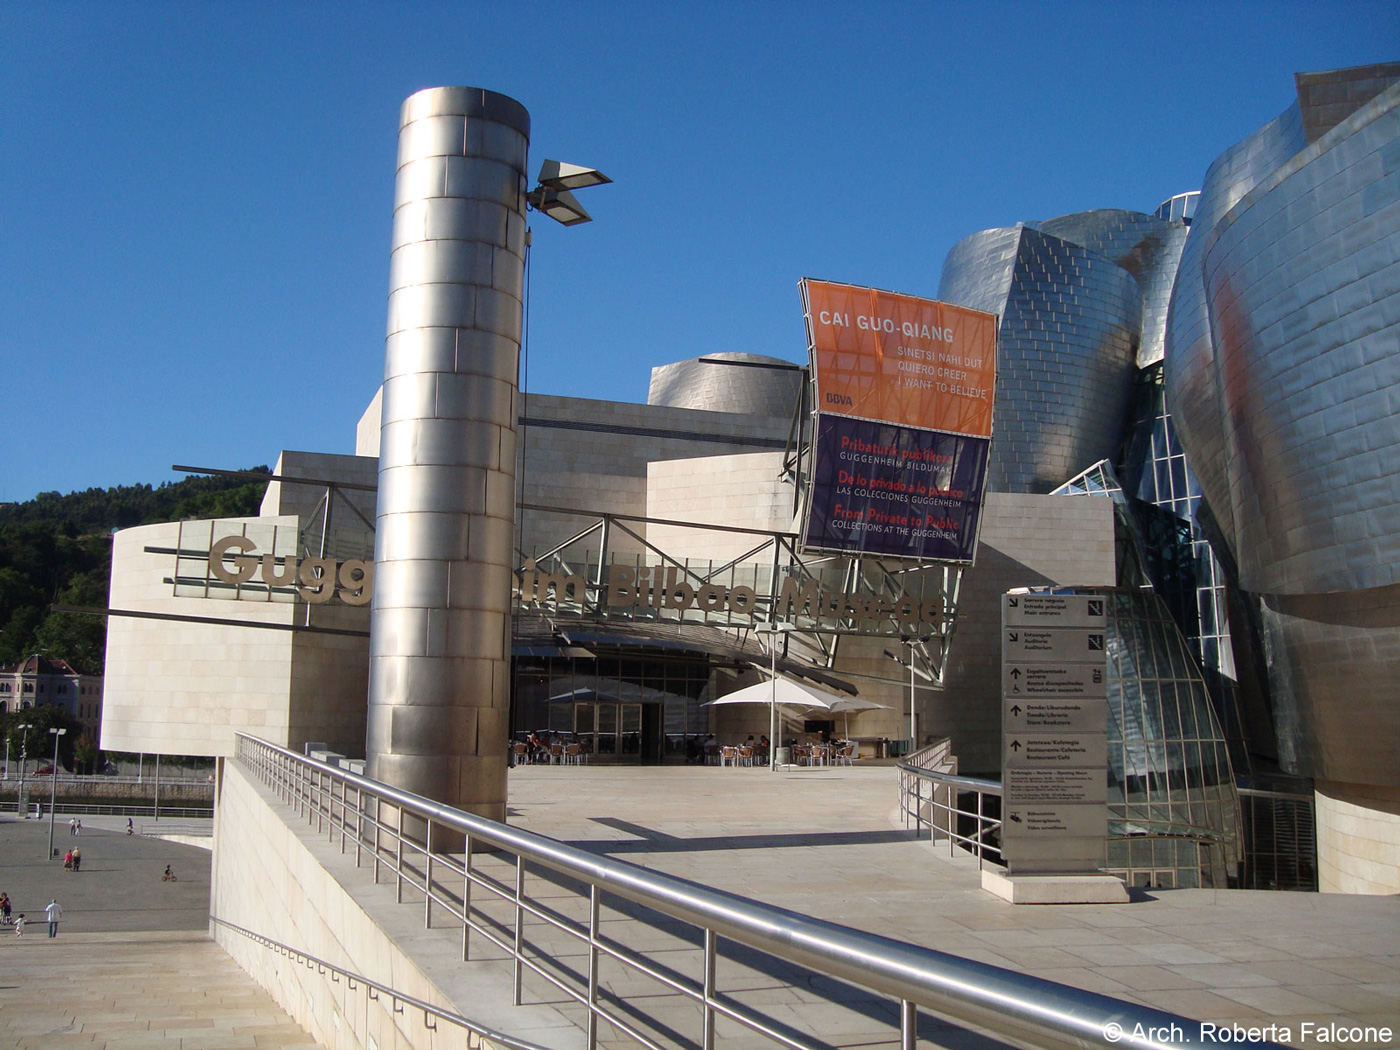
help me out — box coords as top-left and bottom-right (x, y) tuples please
(802, 279), (997, 437)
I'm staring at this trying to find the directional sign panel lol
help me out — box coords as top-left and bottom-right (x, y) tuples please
(1003, 593), (1106, 627)
(1004, 699), (1107, 734)
(1003, 663), (1107, 699)
(1005, 766), (1108, 805)
(1004, 732), (1107, 770)
(1004, 628), (1106, 663)
(1002, 804), (1106, 838)
(1001, 590), (1111, 877)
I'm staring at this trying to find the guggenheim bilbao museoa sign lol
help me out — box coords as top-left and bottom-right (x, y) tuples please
(799, 279), (997, 564)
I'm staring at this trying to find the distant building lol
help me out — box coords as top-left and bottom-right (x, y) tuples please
(0, 654), (103, 740)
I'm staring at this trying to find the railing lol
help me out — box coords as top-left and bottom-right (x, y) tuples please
(212, 917), (553, 1050)
(233, 733), (1282, 1050)
(897, 745), (1004, 869)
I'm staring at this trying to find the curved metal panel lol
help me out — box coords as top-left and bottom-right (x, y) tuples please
(1036, 209), (1190, 368)
(1202, 89), (1400, 595)
(646, 353), (802, 417)
(1162, 73), (1400, 785)
(940, 225), (1142, 493)
(1162, 103), (1307, 554)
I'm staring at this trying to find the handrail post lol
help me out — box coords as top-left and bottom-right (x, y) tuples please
(513, 854), (525, 1006)
(395, 807), (404, 904)
(462, 835), (473, 962)
(702, 927), (717, 1050)
(977, 790), (985, 870)
(915, 775), (924, 838)
(372, 799), (381, 883)
(425, 819), (434, 929)
(901, 998), (917, 1050)
(587, 885), (600, 1050)
(354, 785), (363, 868)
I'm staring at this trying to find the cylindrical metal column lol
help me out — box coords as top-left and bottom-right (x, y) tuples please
(367, 87), (529, 821)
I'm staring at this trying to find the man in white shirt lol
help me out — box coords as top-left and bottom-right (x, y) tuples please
(45, 898), (62, 938)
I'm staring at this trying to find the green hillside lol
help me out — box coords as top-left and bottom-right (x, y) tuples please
(0, 468), (270, 672)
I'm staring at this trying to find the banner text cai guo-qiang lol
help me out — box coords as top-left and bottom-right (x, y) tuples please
(799, 279), (997, 563)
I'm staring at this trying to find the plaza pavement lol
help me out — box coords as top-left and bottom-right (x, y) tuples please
(503, 764), (1400, 1048)
(1, 764), (1397, 1050)
(0, 812), (315, 1049)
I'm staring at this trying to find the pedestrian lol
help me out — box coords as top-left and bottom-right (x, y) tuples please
(71, 848), (81, 872)
(0, 891), (10, 925)
(75, 818), (82, 835)
(45, 899), (62, 938)
(68, 818), (76, 836)
(14, 914), (23, 937)
(64, 849), (73, 871)
(126, 818), (133, 835)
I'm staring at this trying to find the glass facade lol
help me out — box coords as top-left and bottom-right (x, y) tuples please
(512, 650), (713, 764)
(1100, 588), (1242, 888)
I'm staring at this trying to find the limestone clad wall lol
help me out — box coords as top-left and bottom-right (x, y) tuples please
(925, 493), (1117, 774)
(102, 516), (371, 759)
(1316, 780), (1400, 894)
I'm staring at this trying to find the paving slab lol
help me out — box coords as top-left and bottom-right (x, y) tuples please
(0, 814), (316, 1050)
(501, 764), (1400, 1049)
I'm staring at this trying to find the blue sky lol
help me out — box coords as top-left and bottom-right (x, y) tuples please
(2, 2), (1395, 503)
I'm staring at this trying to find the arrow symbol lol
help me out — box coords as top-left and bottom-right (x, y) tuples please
(1008, 631), (1018, 642)
(1009, 813), (1023, 823)
(1010, 704), (1022, 717)
(1010, 667), (1022, 679)
(1010, 740), (1022, 751)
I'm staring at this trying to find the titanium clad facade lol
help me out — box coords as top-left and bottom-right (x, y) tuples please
(1161, 69), (1400, 796)
(368, 87), (530, 818)
(647, 353), (803, 418)
(1037, 211), (1190, 368)
(1163, 102), (1308, 553)
(938, 224), (1142, 494)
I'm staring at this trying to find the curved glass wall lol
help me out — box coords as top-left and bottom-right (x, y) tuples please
(1101, 588), (1242, 888)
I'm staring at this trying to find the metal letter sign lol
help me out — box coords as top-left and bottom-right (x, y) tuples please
(1001, 592), (1109, 875)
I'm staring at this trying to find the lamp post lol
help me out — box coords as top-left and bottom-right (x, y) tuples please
(3, 734), (10, 782)
(907, 637), (918, 748)
(46, 728), (66, 859)
(16, 723), (33, 816)
(756, 623), (795, 770)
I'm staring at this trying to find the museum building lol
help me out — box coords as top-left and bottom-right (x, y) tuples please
(101, 64), (1400, 894)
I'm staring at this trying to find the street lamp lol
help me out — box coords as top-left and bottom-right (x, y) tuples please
(16, 723), (33, 815)
(525, 159), (611, 227)
(756, 622), (796, 770)
(46, 728), (66, 860)
(884, 640), (934, 755)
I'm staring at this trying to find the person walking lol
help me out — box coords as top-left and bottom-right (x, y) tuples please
(0, 891), (11, 925)
(14, 914), (24, 937)
(45, 899), (62, 938)
(70, 848), (81, 872)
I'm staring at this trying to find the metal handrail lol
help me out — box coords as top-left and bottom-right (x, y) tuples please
(233, 733), (1284, 1050)
(212, 917), (553, 1050)
(898, 750), (1004, 869)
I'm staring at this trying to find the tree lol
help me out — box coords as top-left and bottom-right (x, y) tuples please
(72, 732), (98, 774)
(0, 703), (82, 770)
